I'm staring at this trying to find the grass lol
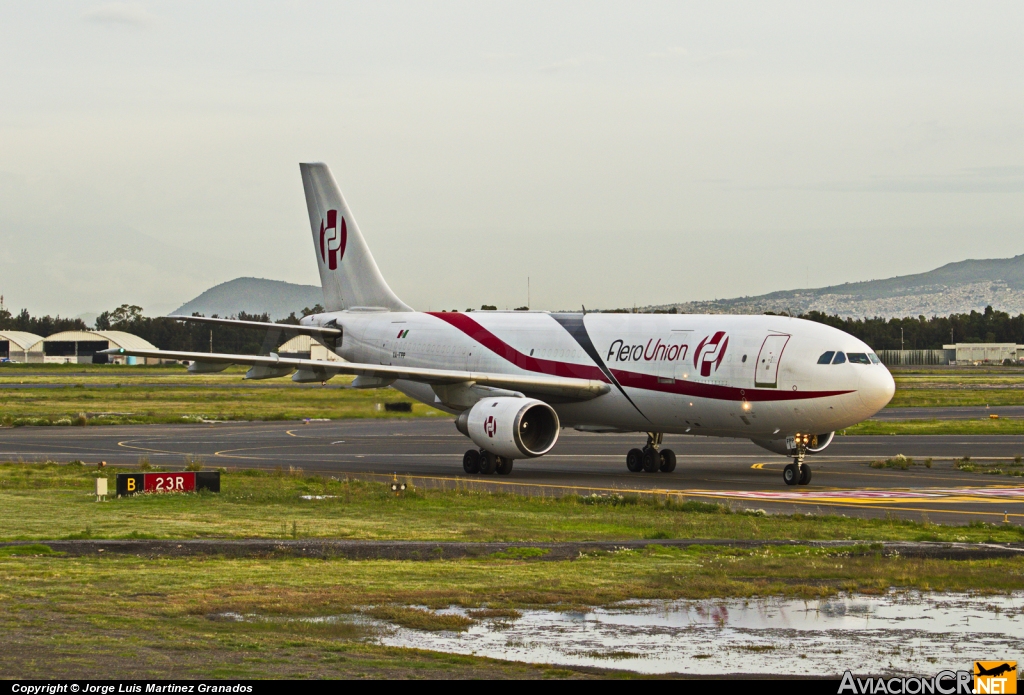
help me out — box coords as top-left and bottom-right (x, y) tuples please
(364, 606), (475, 631)
(951, 455), (1024, 477)
(0, 365), (443, 425)
(8, 363), (1024, 428)
(845, 419), (1024, 436)
(2, 543), (1024, 678)
(3, 461), (1024, 543)
(2, 460), (1024, 678)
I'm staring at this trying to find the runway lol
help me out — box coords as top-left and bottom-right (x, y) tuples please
(2, 418), (1024, 525)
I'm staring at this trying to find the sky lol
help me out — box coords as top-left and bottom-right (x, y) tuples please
(1, 1), (1023, 317)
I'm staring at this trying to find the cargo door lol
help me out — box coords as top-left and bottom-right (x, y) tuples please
(754, 334), (790, 388)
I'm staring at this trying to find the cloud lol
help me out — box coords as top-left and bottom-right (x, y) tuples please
(82, 2), (158, 28)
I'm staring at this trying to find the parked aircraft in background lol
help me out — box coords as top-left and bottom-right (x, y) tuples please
(106, 163), (895, 485)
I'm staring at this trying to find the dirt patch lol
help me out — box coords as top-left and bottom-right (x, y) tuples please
(2, 538), (1022, 560)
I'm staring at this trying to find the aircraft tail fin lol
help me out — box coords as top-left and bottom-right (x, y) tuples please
(299, 163), (411, 312)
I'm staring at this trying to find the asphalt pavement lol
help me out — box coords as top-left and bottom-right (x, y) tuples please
(3, 418), (1024, 525)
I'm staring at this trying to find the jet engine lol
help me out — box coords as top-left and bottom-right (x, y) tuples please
(750, 431), (834, 456)
(455, 397), (560, 459)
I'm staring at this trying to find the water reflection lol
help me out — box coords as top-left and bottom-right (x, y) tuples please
(376, 592), (1024, 676)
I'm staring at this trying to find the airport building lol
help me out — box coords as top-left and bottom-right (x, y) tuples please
(879, 343), (1024, 366)
(277, 334), (344, 362)
(943, 343), (1024, 365)
(0, 331), (44, 362)
(41, 330), (159, 364)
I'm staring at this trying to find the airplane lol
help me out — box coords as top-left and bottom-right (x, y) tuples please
(104, 162), (896, 486)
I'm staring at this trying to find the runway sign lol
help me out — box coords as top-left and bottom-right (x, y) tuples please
(116, 471), (220, 496)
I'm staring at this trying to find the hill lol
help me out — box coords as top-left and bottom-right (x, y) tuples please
(172, 278), (323, 320)
(650, 254), (1024, 318)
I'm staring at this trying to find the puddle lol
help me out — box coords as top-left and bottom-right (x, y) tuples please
(375, 593), (1024, 675)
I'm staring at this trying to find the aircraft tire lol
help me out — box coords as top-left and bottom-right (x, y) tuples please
(641, 447), (660, 473)
(479, 451), (498, 475)
(659, 449), (677, 473)
(798, 464), (812, 485)
(496, 457), (514, 475)
(463, 449), (481, 474)
(783, 463), (799, 486)
(626, 448), (644, 472)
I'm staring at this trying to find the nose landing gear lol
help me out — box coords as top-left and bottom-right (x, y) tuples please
(626, 433), (676, 473)
(783, 434), (812, 486)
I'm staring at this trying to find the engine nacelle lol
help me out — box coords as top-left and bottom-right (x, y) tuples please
(750, 431), (834, 456)
(455, 397), (560, 459)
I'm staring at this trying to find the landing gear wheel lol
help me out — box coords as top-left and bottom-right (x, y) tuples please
(659, 448), (677, 473)
(496, 457), (514, 475)
(479, 451), (497, 475)
(463, 449), (481, 474)
(626, 448), (644, 473)
(798, 464), (812, 485)
(642, 447), (660, 473)
(783, 463), (799, 486)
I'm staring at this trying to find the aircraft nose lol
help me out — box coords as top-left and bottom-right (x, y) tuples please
(861, 364), (896, 415)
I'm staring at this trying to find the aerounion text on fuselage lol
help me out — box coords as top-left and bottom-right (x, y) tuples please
(106, 163), (895, 486)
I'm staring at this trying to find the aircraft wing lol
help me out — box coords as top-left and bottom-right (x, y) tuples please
(168, 315), (342, 338)
(100, 347), (611, 401)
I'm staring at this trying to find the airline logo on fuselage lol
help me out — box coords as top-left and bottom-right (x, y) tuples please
(319, 209), (348, 270)
(606, 338), (690, 363)
(604, 332), (729, 376)
(694, 331), (729, 377)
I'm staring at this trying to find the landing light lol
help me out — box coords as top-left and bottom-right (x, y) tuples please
(741, 401), (751, 411)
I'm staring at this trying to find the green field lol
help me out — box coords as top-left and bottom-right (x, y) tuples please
(2, 462), (1023, 678)
(889, 366), (1024, 407)
(0, 364), (444, 425)
(844, 418), (1024, 436)
(4, 363), (1024, 427)
(6, 461), (1024, 543)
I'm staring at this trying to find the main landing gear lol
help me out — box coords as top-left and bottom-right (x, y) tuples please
(626, 432), (676, 473)
(783, 434), (812, 486)
(463, 449), (513, 476)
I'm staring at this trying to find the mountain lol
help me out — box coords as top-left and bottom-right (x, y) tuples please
(648, 254), (1024, 318)
(172, 278), (323, 321)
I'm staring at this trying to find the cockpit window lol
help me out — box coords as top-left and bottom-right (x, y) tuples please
(868, 353), (881, 364)
(847, 352), (870, 364)
(817, 351), (835, 364)
(832, 352), (846, 364)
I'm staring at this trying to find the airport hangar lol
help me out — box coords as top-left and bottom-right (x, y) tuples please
(0, 330), (340, 365)
(0, 330), (159, 364)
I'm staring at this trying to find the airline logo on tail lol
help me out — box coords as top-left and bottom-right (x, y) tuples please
(319, 210), (348, 270)
(694, 331), (729, 377)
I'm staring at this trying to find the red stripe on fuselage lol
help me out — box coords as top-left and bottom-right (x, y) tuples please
(428, 312), (606, 381)
(608, 369), (849, 402)
(426, 312), (852, 403)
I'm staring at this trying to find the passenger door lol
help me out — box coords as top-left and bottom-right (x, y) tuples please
(754, 334), (790, 388)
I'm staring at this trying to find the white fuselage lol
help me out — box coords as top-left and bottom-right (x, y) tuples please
(303, 310), (895, 440)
